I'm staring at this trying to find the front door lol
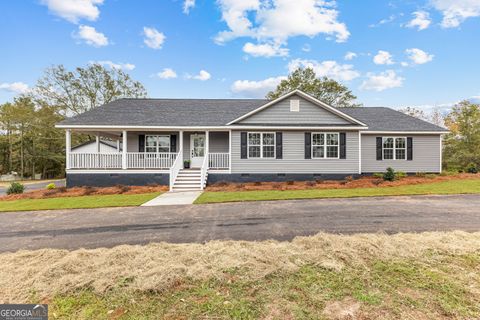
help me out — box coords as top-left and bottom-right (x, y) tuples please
(190, 134), (205, 168)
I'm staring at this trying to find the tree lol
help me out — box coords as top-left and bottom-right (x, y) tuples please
(266, 68), (361, 107)
(443, 100), (480, 170)
(32, 64), (148, 116)
(398, 107), (428, 120)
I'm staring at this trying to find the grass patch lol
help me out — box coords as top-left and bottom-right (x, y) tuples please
(195, 179), (480, 204)
(0, 192), (161, 212)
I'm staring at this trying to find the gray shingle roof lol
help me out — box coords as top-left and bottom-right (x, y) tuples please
(58, 98), (447, 132)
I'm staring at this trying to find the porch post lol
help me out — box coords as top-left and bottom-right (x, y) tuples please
(65, 129), (71, 170)
(122, 130), (127, 169)
(228, 130), (232, 173)
(95, 135), (100, 153)
(205, 131), (209, 168)
(117, 139), (120, 152)
(179, 131), (183, 155)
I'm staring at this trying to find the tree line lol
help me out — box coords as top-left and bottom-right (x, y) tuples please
(0, 66), (478, 179)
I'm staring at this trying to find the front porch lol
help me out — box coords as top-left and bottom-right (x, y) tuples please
(65, 130), (231, 190)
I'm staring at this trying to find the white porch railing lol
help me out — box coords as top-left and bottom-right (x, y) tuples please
(69, 153), (122, 169)
(169, 152), (183, 191)
(200, 153), (209, 190)
(208, 153), (229, 169)
(127, 152), (177, 169)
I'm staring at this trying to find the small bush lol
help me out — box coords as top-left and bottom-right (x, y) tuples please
(214, 181), (229, 187)
(383, 167), (396, 181)
(315, 179), (324, 184)
(415, 172), (427, 178)
(6, 182), (25, 195)
(286, 180), (294, 185)
(46, 183), (56, 190)
(425, 174), (437, 179)
(395, 171), (407, 179)
(82, 186), (97, 195)
(116, 185), (130, 193)
(345, 175), (354, 182)
(57, 186), (67, 193)
(253, 181), (262, 186)
(305, 180), (316, 187)
(372, 173), (383, 179)
(466, 163), (478, 174)
(272, 182), (283, 189)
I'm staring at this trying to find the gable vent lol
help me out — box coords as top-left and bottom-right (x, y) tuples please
(290, 99), (300, 112)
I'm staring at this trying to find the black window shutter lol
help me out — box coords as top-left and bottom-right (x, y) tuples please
(376, 137), (382, 160)
(276, 132), (283, 159)
(139, 134), (145, 152)
(170, 135), (177, 153)
(305, 132), (311, 159)
(339, 132), (346, 159)
(240, 132), (247, 159)
(407, 137), (413, 160)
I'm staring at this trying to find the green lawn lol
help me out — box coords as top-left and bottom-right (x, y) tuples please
(195, 179), (480, 204)
(0, 192), (161, 212)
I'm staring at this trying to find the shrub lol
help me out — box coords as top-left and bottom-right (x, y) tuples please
(46, 183), (56, 190)
(305, 180), (316, 187)
(58, 186), (67, 193)
(6, 182), (25, 195)
(345, 175), (354, 182)
(116, 185), (130, 193)
(214, 181), (229, 187)
(395, 171), (407, 179)
(415, 172), (426, 178)
(272, 182), (283, 189)
(372, 173), (383, 179)
(82, 186), (97, 195)
(315, 179), (324, 184)
(253, 181), (262, 186)
(383, 167), (396, 181)
(286, 180), (294, 185)
(466, 163), (478, 174)
(425, 174), (437, 179)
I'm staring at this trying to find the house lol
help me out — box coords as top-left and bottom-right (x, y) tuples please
(71, 139), (121, 154)
(56, 90), (448, 190)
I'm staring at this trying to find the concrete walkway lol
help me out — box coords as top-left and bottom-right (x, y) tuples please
(141, 191), (203, 206)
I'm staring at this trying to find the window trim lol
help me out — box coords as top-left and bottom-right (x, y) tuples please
(382, 136), (406, 160)
(311, 132), (340, 159)
(145, 134), (171, 153)
(247, 132), (276, 159)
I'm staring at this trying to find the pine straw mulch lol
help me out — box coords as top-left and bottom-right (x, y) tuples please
(205, 173), (480, 192)
(0, 231), (478, 303)
(1, 185), (169, 201)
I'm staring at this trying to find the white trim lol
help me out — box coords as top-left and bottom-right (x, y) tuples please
(56, 124), (368, 131)
(382, 137), (407, 160)
(226, 90), (368, 126)
(439, 135), (443, 173)
(311, 132), (340, 159)
(358, 131), (362, 174)
(122, 130), (127, 169)
(247, 132), (276, 159)
(361, 131), (448, 135)
(66, 169), (170, 174)
(190, 133), (206, 167)
(228, 130), (232, 173)
(65, 129), (71, 170)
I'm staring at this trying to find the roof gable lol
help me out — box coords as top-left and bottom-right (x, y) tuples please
(227, 90), (367, 126)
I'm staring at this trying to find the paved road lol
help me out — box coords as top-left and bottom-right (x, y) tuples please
(0, 179), (66, 195)
(1, 194), (479, 252)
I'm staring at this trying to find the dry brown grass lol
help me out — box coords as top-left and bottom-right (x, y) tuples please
(206, 173), (480, 192)
(0, 185), (168, 201)
(0, 231), (479, 304)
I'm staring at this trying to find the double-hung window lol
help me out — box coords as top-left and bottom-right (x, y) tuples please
(248, 132), (275, 158)
(383, 137), (406, 160)
(312, 133), (339, 159)
(145, 135), (170, 153)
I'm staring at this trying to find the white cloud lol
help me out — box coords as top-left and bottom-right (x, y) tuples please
(405, 48), (434, 64)
(156, 68), (177, 79)
(406, 11), (432, 30)
(187, 70), (211, 81)
(40, 0), (103, 23)
(401, 61), (409, 67)
(369, 14), (396, 28)
(92, 60), (135, 70)
(0, 82), (29, 94)
(361, 70), (404, 91)
(373, 50), (394, 65)
(287, 59), (360, 81)
(243, 42), (289, 57)
(74, 25), (109, 47)
(301, 44), (311, 52)
(143, 27), (166, 49)
(183, 0), (195, 14)
(231, 76), (286, 97)
(431, 0), (480, 28)
(344, 51), (357, 60)
(215, 0), (350, 46)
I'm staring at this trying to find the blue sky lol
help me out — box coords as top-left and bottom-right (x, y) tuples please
(1, 0), (479, 111)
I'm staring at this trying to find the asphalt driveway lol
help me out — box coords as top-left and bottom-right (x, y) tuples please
(1, 194), (480, 252)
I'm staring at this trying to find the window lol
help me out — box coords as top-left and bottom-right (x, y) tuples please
(145, 135), (170, 153)
(290, 99), (300, 112)
(312, 133), (339, 159)
(383, 137), (406, 160)
(248, 132), (275, 158)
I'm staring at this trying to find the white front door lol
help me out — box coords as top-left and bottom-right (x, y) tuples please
(190, 134), (205, 168)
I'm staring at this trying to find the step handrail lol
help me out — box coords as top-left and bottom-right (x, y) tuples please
(169, 151), (183, 191)
(200, 154), (209, 190)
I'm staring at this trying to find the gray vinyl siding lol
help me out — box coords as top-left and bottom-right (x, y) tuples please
(209, 132), (229, 153)
(239, 94), (351, 125)
(361, 134), (441, 173)
(183, 133), (190, 160)
(126, 132), (177, 153)
(231, 130), (359, 174)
